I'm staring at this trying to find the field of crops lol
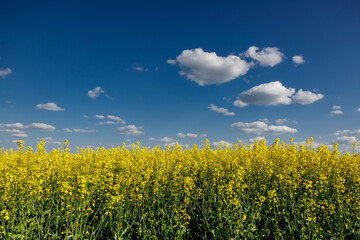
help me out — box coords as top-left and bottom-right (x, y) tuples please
(0, 139), (359, 239)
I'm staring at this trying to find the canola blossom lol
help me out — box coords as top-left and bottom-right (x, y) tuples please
(0, 139), (360, 239)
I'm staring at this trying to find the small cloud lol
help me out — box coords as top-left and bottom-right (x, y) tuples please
(36, 102), (65, 111)
(88, 87), (104, 99)
(73, 129), (96, 133)
(164, 142), (189, 148)
(148, 137), (156, 141)
(357, 108), (360, 112)
(95, 115), (105, 119)
(134, 66), (148, 72)
(329, 105), (343, 115)
(149, 137), (174, 142)
(28, 123), (56, 132)
(0, 68), (12, 78)
(176, 133), (205, 138)
(275, 118), (288, 124)
(115, 125), (144, 135)
(213, 140), (231, 147)
(248, 136), (265, 143)
(231, 121), (298, 135)
(244, 46), (285, 67)
(107, 115), (125, 123)
(292, 55), (305, 65)
(172, 48), (250, 86)
(333, 129), (350, 136)
(11, 132), (28, 138)
(105, 94), (116, 100)
(335, 136), (358, 145)
(83, 115), (90, 118)
(0, 123), (26, 129)
(259, 118), (270, 123)
(63, 128), (96, 133)
(167, 59), (177, 65)
(208, 104), (235, 116)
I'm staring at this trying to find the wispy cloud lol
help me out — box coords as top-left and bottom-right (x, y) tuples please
(0, 68), (12, 78)
(208, 104), (235, 116)
(63, 128), (96, 133)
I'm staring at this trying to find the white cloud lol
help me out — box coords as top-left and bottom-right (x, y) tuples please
(11, 132), (28, 138)
(97, 121), (121, 125)
(28, 123), (56, 132)
(167, 59), (176, 65)
(150, 137), (174, 142)
(0, 123), (26, 129)
(213, 140), (231, 147)
(0, 68), (12, 78)
(292, 89), (324, 104)
(36, 102), (65, 111)
(333, 129), (350, 136)
(233, 81), (323, 107)
(63, 128), (96, 133)
(336, 136), (358, 145)
(357, 108), (360, 112)
(63, 128), (72, 132)
(73, 129), (96, 133)
(248, 136), (265, 143)
(177, 133), (206, 138)
(115, 125), (144, 135)
(135, 66), (148, 72)
(208, 104), (235, 116)
(88, 87), (104, 99)
(165, 142), (189, 148)
(234, 81), (294, 107)
(174, 48), (250, 86)
(244, 46), (284, 67)
(292, 55), (305, 65)
(231, 121), (298, 135)
(95, 115), (105, 119)
(275, 118), (288, 124)
(329, 105), (343, 115)
(107, 115), (125, 123)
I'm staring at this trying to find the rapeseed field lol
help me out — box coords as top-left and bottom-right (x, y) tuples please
(0, 139), (359, 239)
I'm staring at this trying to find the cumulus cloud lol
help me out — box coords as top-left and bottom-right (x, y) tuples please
(292, 90), (324, 104)
(213, 140), (231, 147)
(0, 68), (12, 78)
(88, 87), (104, 99)
(208, 104), (235, 116)
(176, 133), (206, 138)
(115, 125), (144, 135)
(28, 123), (56, 132)
(36, 102), (65, 111)
(233, 81), (324, 108)
(231, 121), (298, 135)
(244, 46), (284, 67)
(292, 55), (305, 65)
(173, 48), (250, 86)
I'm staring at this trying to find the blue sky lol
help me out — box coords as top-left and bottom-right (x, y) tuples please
(1, 0), (360, 151)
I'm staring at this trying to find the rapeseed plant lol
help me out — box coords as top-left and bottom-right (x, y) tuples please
(0, 139), (359, 239)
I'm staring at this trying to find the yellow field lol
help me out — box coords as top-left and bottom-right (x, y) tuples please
(0, 139), (359, 239)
